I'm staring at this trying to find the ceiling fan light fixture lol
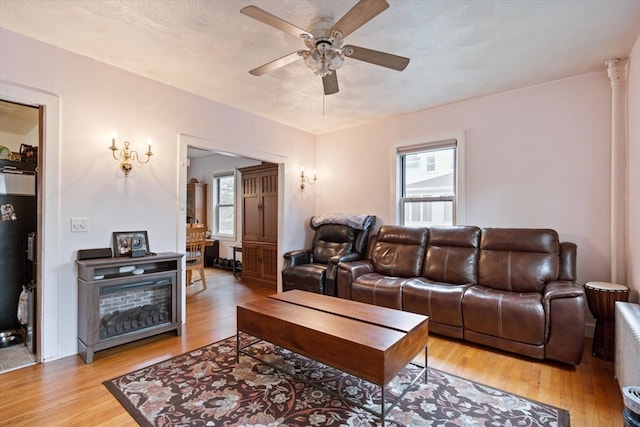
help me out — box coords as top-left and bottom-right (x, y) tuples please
(326, 50), (345, 70)
(242, 1), (410, 94)
(298, 21), (348, 77)
(303, 48), (345, 77)
(303, 49), (322, 68)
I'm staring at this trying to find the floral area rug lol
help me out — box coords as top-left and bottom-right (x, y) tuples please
(104, 334), (569, 426)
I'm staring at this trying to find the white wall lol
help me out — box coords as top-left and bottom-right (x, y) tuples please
(0, 28), (316, 362)
(0, 132), (25, 152)
(316, 72), (612, 288)
(628, 36), (640, 303)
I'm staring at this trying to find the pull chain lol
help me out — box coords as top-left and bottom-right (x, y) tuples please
(323, 92), (325, 117)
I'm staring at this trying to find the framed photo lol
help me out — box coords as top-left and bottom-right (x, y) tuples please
(112, 231), (150, 257)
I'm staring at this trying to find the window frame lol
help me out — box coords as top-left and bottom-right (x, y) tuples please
(392, 134), (466, 227)
(211, 169), (237, 239)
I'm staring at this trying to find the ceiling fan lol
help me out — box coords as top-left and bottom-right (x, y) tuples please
(240, 0), (410, 95)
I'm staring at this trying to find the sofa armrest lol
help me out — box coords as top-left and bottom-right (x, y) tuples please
(543, 281), (583, 300)
(283, 249), (312, 270)
(336, 260), (374, 300)
(330, 252), (364, 264)
(324, 253), (368, 297)
(542, 281), (585, 365)
(558, 242), (577, 281)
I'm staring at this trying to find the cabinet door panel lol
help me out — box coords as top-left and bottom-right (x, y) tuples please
(261, 194), (278, 243)
(241, 171), (260, 241)
(186, 183), (207, 226)
(241, 243), (261, 280)
(186, 187), (195, 217)
(259, 168), (278, 242)
(242, 196), (260, 242)
(261, 244), (278, 283)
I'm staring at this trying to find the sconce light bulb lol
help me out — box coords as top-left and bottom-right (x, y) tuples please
(110, 131), (118, 149)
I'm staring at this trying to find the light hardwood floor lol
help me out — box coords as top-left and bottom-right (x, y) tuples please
(0, 268), (624, 426)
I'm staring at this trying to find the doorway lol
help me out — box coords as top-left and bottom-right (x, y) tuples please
(0, 100), (40, 372)
(179, 135), (286, 320)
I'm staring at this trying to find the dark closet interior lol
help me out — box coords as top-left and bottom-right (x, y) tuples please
(0, 100), (39, 354)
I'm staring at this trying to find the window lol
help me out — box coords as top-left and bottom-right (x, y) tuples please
(213, 172), (235, 236)
(426, 155), (436, 172)
(398, 139), (460, 227)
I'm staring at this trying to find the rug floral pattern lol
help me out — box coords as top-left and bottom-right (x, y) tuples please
(104, 335), (569, 426)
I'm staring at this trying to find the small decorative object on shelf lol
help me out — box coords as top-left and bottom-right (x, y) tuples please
(19, 143), (38, 162)
(112, 231), (150, 258)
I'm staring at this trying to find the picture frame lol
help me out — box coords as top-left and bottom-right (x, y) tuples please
(112, 231), (150, 257)
(19, 143), (38, 163)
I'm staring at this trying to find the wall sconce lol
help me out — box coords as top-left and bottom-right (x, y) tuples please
(300, 167), (317, 190)
(108, 131), (153, 177)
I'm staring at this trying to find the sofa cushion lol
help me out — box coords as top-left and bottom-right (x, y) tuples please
(463, 285), (545, 345)
(351, 273), (407, 309)
(403, 278), (470, 334)
(478, 228), (559, 293)
(312, 224), (355, 264)
(422, 226), (480, 285)
(371, 226), (428, 277)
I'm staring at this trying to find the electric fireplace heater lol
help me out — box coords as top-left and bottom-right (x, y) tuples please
(76, 252), (183, 363)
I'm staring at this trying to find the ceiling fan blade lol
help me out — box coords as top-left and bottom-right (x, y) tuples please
(322, 72), (339, 95)
(249, 51), (303, 76)
(240, 5), (311, 39)
(344, 45), (410, 71)
(331, 0), (389, 38)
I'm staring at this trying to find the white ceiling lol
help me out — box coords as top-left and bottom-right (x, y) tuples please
(1, 0), (640, 135)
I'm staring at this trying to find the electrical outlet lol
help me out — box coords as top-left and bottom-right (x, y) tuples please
(71, 217), (89, 232)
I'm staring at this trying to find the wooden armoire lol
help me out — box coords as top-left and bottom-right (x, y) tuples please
(186, 182), (207, 226)
(239, 164), (278, 289)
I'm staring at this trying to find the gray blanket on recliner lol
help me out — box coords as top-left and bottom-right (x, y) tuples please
(311, 213), (374, 230)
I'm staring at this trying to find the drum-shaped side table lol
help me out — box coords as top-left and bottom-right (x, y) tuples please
(584, 281), (630, 361)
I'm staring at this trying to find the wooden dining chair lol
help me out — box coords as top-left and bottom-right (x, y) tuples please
(186, 226), (207, 289)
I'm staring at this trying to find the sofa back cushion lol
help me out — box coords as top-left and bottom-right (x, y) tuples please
(371, 226), (428, 277)
(312, 224), (355, 264)
(422, 226), (481, 284)
(478, 228), (559, 293)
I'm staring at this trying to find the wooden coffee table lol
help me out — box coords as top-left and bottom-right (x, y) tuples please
(236, 290), (429, 424)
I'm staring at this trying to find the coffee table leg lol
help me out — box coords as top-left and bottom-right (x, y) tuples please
(236, 332), (240, 363)
(381, 387), (385, 427)
(424, 345), (428, 382)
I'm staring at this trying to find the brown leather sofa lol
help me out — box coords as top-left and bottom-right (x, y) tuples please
(336, 225), (585, 365)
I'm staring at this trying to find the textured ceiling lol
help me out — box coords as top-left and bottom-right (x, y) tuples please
(1, 0), (640, 135)
(0, 100), (38, 136)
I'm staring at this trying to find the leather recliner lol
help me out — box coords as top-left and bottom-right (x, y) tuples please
(282, 214), (375, 296)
